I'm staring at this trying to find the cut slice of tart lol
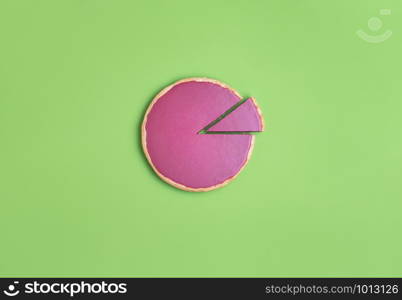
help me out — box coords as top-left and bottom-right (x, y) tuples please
(200, 97), (264, 133)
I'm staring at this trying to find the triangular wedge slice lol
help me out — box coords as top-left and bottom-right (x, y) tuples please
(206, 97), (264, 132)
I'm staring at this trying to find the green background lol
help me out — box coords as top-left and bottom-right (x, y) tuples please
(1, 0), (401, 277)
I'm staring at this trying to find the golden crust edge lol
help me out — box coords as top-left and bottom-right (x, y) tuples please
(248, 96), (265, 131)
(141, 77), (258, 192)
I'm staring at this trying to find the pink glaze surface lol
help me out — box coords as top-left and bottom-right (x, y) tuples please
(208, 98), (263, 132)
(144, 79), (260, 190)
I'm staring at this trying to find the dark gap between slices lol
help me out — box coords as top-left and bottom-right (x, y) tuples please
(198, 98), (260, 135)
(202, 131), (262, 135)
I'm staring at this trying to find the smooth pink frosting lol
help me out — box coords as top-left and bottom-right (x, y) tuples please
(144, 80), (258, 189)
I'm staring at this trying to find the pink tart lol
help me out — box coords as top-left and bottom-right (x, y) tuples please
(142, 78), (264, 192)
